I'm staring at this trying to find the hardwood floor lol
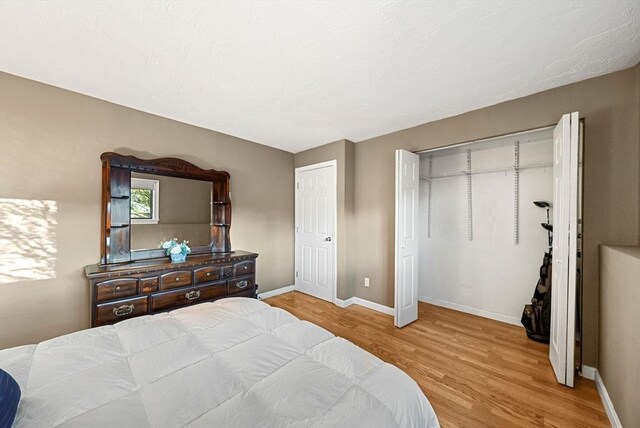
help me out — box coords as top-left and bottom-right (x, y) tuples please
(265, 292), (608, 428)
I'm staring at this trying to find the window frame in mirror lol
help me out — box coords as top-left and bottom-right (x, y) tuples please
(130, 177), (160, 225)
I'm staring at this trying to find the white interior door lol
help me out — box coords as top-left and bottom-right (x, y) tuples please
(294, 161), (336, 303)
(550, 111), (579, 387)
(395, 149), (420, 327)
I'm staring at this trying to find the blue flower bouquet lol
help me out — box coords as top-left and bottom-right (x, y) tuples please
(160, 238), (191, 263)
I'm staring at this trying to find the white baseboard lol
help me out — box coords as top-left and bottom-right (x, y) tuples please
(581, 365), (597, 380)
(418, 295), (522, 326)
(263, 289), (394, 316)
(334, 297), (394, 316)
(334, 297), (354, 308)
(258, 285), (294, 300)
(594, 369), (623, 428)
(352, 297), (395, 315)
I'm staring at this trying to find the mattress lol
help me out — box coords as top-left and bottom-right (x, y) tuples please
(0, 298), (439, 427)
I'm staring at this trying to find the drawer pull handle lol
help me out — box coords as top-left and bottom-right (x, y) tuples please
(206, 272), (211, 277)
(236, 280), (249, 289)
(115, 286), (121, 291)
(113, 304), (134, 317)
(175, 277), (180, 281)
(186, 290), (201, 301)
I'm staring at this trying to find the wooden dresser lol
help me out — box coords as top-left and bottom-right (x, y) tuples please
(85, 251), (258, 327)
(85, 153), (260, 327)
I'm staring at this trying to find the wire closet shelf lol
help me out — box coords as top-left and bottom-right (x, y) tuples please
(419, 136), (555, 244)
(419, 136), (554, 182)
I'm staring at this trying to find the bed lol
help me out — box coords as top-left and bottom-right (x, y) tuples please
(0, 298), (439, 427)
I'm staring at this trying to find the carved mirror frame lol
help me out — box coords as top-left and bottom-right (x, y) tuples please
(100, 152), (232, 265)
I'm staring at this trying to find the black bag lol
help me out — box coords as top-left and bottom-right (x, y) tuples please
(521, 252), (552, 343)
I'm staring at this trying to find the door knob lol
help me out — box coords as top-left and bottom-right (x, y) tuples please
(325, 237), (332, 242)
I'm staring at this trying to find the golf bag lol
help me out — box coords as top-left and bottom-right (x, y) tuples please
(521, 252), (552, 343)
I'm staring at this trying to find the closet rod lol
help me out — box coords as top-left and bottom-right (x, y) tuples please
(419, 161), (553, 182)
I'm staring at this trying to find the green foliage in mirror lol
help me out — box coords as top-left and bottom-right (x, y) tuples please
(131, 188), (152, 219)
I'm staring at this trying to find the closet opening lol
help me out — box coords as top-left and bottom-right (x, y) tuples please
(394, 113), (583, 387)
(418, 126), (555, 327)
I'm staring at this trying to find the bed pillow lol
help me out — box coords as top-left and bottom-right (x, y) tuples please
(0, 368), (21, 428)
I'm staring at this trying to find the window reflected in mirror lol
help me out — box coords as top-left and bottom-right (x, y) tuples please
(131, 178), (159, 223)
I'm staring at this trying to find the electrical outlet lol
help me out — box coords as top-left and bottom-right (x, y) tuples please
(364, 277), (370, 287)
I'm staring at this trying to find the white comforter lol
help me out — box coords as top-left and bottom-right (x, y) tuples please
(0, 298), (439, 427)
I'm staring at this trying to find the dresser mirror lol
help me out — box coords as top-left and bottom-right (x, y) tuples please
(99, 152), (232, 265)
(130, 172), (212, 249)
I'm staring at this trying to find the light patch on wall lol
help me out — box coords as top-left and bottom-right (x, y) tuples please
(0, 198), (57, 283)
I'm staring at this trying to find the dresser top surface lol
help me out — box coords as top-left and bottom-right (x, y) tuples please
(85, 250), (258, 278)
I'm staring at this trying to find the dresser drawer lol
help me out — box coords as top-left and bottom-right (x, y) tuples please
(160, 270), (192, 290)
(95, 278), (138, 302)
(227, 275), (255, 296)
(151, 281), (226, 312)
(194, 266), (222, 284)
(233, 260), (255, 276)
(139, 277), (159, 294)
(95, 296), (148, 326)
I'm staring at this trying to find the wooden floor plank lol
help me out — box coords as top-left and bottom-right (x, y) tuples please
(265, 291), (608, 428)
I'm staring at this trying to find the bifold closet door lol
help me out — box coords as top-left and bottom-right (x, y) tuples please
(395, 149), (419, 327)
(549, 111), (579, 388)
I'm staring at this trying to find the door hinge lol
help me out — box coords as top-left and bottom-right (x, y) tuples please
(296, 182), (300, 189)
(295, 271), (298, 278)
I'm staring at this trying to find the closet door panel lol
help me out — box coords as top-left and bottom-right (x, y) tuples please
(395, 149), (419, 328)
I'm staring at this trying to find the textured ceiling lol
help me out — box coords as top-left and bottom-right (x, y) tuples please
(1, 1), (638, 153)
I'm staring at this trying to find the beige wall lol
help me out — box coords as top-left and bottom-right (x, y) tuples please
(599, 245), (640, 427)
(0, 72), (294, 349)
(294, 139), (356, 300)
(637, 65), (640, 244)
(352, 64), (640, 366)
